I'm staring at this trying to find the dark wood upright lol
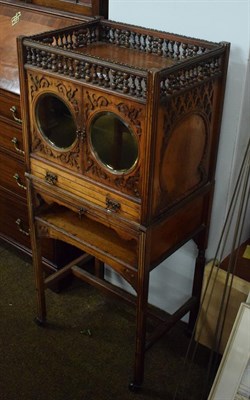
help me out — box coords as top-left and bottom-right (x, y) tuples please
(18, 19), (230, 388)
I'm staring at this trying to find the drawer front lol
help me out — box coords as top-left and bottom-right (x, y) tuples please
(0, 119), (24, 156)
(31, 158), (141, 223)
(0, 186), (73, 266)
(0, 151), (27, 198)
(0, 91), (22, 125)
(0, 188), (30, 249)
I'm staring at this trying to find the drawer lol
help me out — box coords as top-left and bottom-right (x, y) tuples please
(0, 91), (22, 125)
(0, 186), (77, 267)
(0, 151), (27, 198)
(0, 119), (24, 156)
(31, 158), (141, 223)
(0, 187), (30, 249)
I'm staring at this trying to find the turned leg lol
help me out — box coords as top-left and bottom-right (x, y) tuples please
(188, 246), (206, 335)
(33, 234), (46, 325)
(129, 232), (150, 391)
(26, 179), (46, 325)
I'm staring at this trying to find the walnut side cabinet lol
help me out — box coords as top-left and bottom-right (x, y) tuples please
(0, 0), (108, 270)
(18, 19), (230, 388)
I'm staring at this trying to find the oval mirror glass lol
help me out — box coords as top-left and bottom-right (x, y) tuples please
(90, 112), (138, 173)
(35, 93), (77, 150)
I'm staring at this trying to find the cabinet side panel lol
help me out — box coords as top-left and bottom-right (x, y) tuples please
(152, 79), (223, 218)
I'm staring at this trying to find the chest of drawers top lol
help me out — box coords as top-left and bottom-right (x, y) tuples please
(0, 0), (107, 95)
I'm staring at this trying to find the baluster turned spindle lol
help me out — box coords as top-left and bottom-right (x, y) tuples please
(85, 63), (91, 82)
(63, 57), (68, 75)
(124, 30), (130, 48)
(130, 31), (135, 49)
(147, 35), (152, 53)
(122, 72), (129, 94)
(130, 74), (136, 95)
(74, 60), (80, 79)
(41, 50), (47, 69)
(169, 40), (175, 58)
(103, 67), (110, 88)
(136, 76), (142, 97)
(92, 64), (98, 84)
(115, 29), (120, 45)
(68, 58), (74, 77)
(181, 43), (187, 59)
(175, 42), (181, 59)
(36, 49), (42, 68)
(111, 69), (117, 89)
(98, 66), (104, 86)
(79, 61), (86, 79)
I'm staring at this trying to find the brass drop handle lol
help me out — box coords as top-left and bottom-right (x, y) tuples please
(106, 197), (121, 213)
(16, 219), (30, 236)
(45, 171), (58, 185)
(13, 173), (27, 190)
(10, 106), (22, 124)
(11, 137), (25, 155)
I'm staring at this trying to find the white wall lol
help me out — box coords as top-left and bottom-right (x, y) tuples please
(106, 0), (250, 313)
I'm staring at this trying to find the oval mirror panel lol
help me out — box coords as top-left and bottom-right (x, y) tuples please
(90, 112), (138, 173)
(35, 93), (77, 150)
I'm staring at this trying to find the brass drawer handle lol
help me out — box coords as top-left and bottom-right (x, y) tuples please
(45, 171), (57, 185)
(10, 106), (22, 124)
(16, 218), (30, 236)
(106, 197), (121, 213)
(13, 173), (27, 190)
(78, 207), (87, 219)
(11, 137), (25, 155)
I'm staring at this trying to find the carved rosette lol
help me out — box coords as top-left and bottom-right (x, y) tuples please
(83, 91), (142, 198)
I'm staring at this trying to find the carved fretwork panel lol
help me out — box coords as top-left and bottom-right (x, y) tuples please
(153, 81), (214, 215)
(82, 89), (145, 199)
(28, 72), (83, 172)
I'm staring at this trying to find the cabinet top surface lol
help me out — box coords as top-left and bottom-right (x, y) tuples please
(21, 19), (226, 76)
(0, 3), (89, 95)
(76, 41), (176, 70)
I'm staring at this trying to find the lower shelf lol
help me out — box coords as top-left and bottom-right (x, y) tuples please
(36, 204), (138, 271)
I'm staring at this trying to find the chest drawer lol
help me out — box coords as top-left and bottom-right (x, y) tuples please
(0, 187), (30, 249)
(0, 119), (24, 156)
(0, 150), (26, 198)
(0, 91), (22, 125)
(31, 157), (141, 223)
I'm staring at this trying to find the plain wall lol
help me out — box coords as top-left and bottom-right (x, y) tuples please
(106, 0), (250, 313)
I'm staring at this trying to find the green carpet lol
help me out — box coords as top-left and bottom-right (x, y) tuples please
(0, 242), (210, 400)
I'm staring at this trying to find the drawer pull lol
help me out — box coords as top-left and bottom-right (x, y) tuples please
(11, 137), (25, 155)
(10, 106), (22, 124)
(106, 197), (121, 213)
(45, 171), (57, 185)
(16, 219), (30, 236)
(78, 207), (87, 219)
(13, 173), (27, 190)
